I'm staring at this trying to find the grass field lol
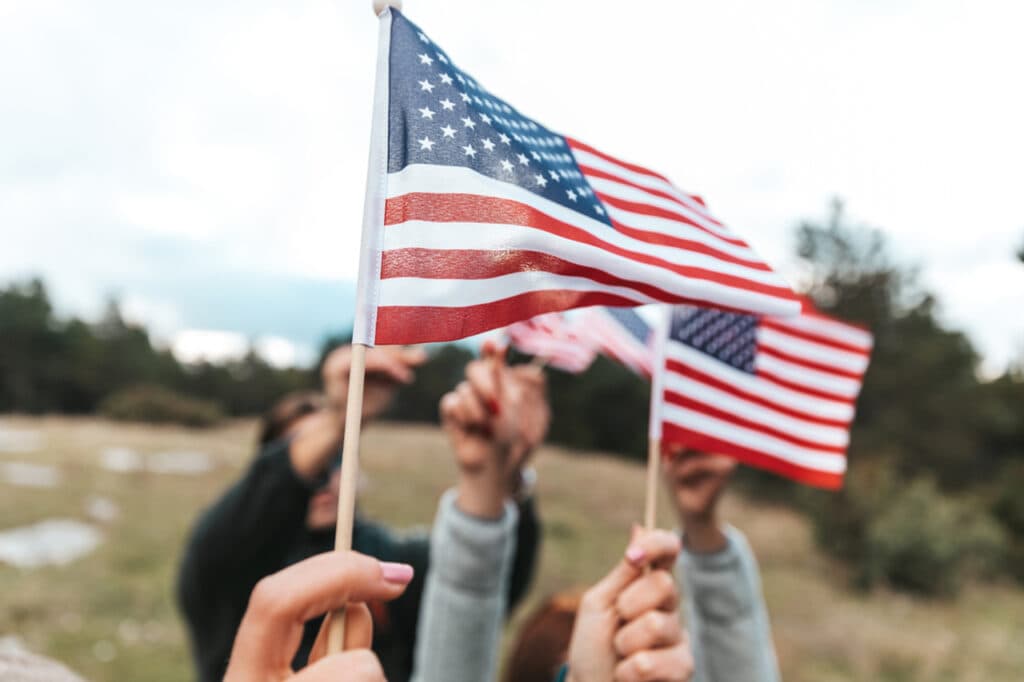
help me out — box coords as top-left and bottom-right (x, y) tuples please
(1, 416), (1022, 681)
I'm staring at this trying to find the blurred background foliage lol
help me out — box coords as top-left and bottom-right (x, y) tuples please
(2, 202), (1023, 596)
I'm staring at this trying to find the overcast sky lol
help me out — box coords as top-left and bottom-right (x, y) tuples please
(2, 0), (1022, 372)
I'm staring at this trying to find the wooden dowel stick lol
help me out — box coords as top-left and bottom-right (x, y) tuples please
(529, 355), (548, 370)
(326, 342), (369, 653)
(644, 438), (660, 530)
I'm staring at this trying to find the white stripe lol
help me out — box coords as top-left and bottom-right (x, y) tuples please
(662, 403), (847, 474)
(757, 327), (870, 374)
(756, 353), (861, 399)
(382, 226), (797, 316)
(768, 314), (873, 350)
(383, 219), (787, 289)
(665, 342), (854, 421)
(587, 176), (736, 240)
(663, 373), (850, 448)
(604, 204), (761, 262)
(379, 270), (651, 308)
(570, 147), (717, 224)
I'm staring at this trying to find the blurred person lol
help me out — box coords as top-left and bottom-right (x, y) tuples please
(178, 343), (546, 682)
(503, 448), (779, 682)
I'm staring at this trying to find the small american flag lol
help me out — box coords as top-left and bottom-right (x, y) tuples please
(505, 313), (597, 374)
(352, 9), (800, 346)
(657, 302), (872, 489)
(578, 307), (655, 378)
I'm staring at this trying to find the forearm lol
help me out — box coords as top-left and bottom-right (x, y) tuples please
(412, 490), (518, 682)
(679, 525), (780, 682)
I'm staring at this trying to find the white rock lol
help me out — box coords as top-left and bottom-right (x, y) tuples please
(99, 447), (144, 473)
(0, 462), (61, 488)
(147, 450), (213, 475)
(0, 519), (102, 568)
(85, 496), (121, 523)
(0, 428), (42, 453)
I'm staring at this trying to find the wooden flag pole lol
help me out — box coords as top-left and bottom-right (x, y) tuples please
(326, 342), (368, 652)
(325, 0), (403, 654)
(643, 306), (671, 530)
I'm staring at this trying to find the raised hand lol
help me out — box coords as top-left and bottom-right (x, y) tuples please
(322, 344), (427, 421)
(662, 445), (737, 552)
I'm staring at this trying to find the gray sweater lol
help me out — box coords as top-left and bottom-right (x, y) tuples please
(413, 494), (779, 682)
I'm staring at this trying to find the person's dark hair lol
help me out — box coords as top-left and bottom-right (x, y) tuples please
(504, 591), (581, 682)
(258, 391), (327, 446)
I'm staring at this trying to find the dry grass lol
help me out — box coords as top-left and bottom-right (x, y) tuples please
(1, 416), (1022, 681)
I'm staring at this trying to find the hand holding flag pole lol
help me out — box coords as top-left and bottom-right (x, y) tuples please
(326, 0), (403, 656)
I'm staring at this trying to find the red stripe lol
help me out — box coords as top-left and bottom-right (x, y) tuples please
(756, 367), (853, 403)
(383, 193), (795, 301)
(604, 214), (769, 271)
(662, 390), (848, 454)
(375, 290), (643, 344)
(565, 137), (673, 183)
(757, 344), (864, 380)
(594, 193), (745, 246)
(664, 359), (853, 427)
(660, 424), (844, 490)
(760, 318), (872, 356)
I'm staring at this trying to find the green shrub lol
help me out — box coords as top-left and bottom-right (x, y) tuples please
(864, 477), (1006, 596)
(99, 384), (224, 428)
(992, 462), (1024, 583)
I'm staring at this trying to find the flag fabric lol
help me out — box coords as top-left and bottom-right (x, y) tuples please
(578, 307), (655, 378)
(505, 313), (597, 374)
(352, 9), (801, 346)
(657, 302), (872, 489)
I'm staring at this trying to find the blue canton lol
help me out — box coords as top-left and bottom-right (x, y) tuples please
(386, 10), (612, 225)
(670, 307), (758, 374)
(607, 307), (651, 343)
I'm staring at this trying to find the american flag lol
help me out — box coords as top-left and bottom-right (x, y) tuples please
(505, 313), (597, 374)
(353, 9), (800, 346)
(657, 302), (872, 489)
(578, 307), (655, 378)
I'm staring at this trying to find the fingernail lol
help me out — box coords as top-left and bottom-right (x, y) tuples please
(380, 562), (414, 584)
(486, 398), (501, 416)
(625, 546), (645, 563)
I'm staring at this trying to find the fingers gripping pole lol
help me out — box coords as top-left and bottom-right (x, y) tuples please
(327, 342), (369, 653)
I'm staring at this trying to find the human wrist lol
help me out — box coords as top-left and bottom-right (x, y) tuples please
(680, 513), (727, 553)
(287, 411), (344, 481)
(456, 465), (507, 519)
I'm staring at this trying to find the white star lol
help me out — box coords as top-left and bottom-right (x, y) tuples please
(593, 204), (605, 215)
(549, 169), (560, 182)
(418, 53), (434, 65)
(530, 151), (541, 161)
(500, 159), (514, 173)
(481, 138), (495, 151)
(418, 32), (429, 43)
(463, 144), (476, 158)
(437, 52), (448, 63)
(418, 136), (435, 151)
(517, 153), (529, 166)
(455, 73), (465, 84)
(460, 92), (471, 103)
(499, 133), (511, 145)
(418, 79), (434, 93)
(461, 116), (476, 129)
(566, 189), (577, 202)
(439, 98), (455, 111)
(439, 73), (453, 85)
(534, 174), (548, 188)
(440, 124), (456, 139)
(479, 113), (491, 125)
(419, 107), (435, 120)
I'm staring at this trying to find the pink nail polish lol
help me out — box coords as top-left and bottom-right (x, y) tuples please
(380, 562), (414, 584)
(625, 546), (645, 563)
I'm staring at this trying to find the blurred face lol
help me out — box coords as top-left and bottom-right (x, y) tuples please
(306, 468), (340, 530)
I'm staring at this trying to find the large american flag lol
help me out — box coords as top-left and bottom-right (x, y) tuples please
(578, 307), (655, 378)
(505, 313), (597, 374)
(657, 303), (872, 489)
(353, 9), (800, 346)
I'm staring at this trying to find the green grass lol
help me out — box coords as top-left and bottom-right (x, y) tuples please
(1, 416), (1023, 681)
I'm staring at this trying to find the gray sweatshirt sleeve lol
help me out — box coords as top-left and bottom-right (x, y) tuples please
(679, 524), (781, 682)
(412, 489), (518, 682)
